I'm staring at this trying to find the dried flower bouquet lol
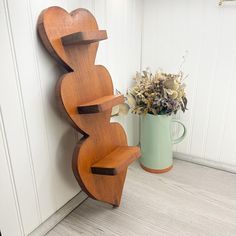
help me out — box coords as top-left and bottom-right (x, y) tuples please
(112, 69), (187, 116)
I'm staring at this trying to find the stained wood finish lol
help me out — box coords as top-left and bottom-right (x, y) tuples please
(37, 6), (141, 207)
(91, 146), (141, 175)
(61, 30), (107, 45)
(77, 95), (124, 114)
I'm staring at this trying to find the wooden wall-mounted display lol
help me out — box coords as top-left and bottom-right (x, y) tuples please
(37, 6), (141, 207)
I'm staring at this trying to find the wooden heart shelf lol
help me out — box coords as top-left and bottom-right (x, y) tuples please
(61, 30), (107, 45)
(37, 6), (141, 207)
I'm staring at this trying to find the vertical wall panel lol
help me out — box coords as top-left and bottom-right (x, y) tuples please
(0, 108), (23, 236)
(68, 0), (94, 13)
(203, 7), (236, 162)
(142, 0), (236, 166)
(0, 0), (40, 234)
(124, 0), (142, 145)
(105, 0), (142, 146)
(94, 0), (108, 66)
(106, 0), (127, 92)
(188, 1), (221, 158)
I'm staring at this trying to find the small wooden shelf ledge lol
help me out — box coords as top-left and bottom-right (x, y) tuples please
(77, 95), (124, 114)
(91, 146), (141, 175)
(61, 30), (107, 45)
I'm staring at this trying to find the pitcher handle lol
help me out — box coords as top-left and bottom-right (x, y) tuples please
(171, 119), (186, 144)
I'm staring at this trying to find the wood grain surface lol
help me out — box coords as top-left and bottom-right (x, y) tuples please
(37, 6), (140, 207)
(61, 30), (107, 45)
(77, 95), (124, 114)
(91, 146), (141, 175)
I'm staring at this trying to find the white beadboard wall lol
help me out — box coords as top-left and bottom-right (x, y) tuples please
(0, 0), (142, 235)
(142, 0), (236, 167)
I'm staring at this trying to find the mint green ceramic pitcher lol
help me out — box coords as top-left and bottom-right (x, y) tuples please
(140, 114), (186, 173)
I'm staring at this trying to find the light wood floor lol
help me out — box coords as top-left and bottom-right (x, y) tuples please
(47, 160), (236, 236)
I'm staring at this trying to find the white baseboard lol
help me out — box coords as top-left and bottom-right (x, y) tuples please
(174, 152), (236, 174)
(29, 191), (88, 236)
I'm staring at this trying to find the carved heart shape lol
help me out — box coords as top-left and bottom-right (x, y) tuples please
(38, 6), (99, 71)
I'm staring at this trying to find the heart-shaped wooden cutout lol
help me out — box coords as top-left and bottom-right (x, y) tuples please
(37, 6), (99, 71)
